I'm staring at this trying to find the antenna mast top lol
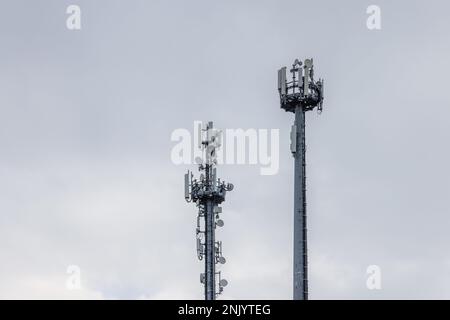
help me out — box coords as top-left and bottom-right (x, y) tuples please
(278, 58), (324, 113)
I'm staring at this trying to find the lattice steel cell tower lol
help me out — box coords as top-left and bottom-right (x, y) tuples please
(278, 58), (324, 300)
(184, 121), (234, 300)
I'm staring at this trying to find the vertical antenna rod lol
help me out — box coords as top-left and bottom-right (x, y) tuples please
(184, 121), (234, 300)
(278, 59), (324, 300)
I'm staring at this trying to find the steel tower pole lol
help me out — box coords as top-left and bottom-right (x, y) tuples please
(278, 58), (323, 300)
(204, 200), (215, 300)
(293, 106), (308, 300)
(204, 164), (215, 300)
(184, 121), (233, 300)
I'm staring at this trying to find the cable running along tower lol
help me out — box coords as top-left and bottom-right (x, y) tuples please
(278, 58), (324, 300)
(184, 121), (234, 300)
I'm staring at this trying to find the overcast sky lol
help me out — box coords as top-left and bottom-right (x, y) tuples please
(0, 0), (449, 299)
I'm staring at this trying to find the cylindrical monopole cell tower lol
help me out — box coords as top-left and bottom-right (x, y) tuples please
(278, 58), (324, 300)
(184, 121), (234, 300)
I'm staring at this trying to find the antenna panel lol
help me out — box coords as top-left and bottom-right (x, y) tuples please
(303, 60), (311, 95)
(278, 67), (287, 95)
(212, 168), (217, 188)
(290, 125), (297, 154)
(184, 172), (190, 200)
